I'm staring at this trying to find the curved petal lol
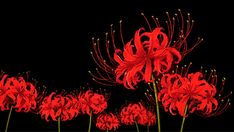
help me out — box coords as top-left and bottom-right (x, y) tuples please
(144, 59), (152, 82)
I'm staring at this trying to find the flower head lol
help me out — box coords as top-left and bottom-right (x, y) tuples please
(119, 102), (148, 125)
(96, 113), (120, 131)
(0, 72), (40, 112)
(89, 10), (202, 89)
(78, 90), (108, 115)
(138, 110), (156, 126)
(39, 92), (79, 122)
(156, 64), (232, 117)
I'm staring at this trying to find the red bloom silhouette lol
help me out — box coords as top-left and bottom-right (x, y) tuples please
(0, 73), (39, 112)
(89, 10), (203, 89)
(39, 92), (79, 122)
(78, 90), (107, 115)
(114, 28), (181, 89)
(0, 74), (14, 111)
(39, 92), (57, 121)
(66, 94), (80, 119)
(96, 113), (119, 131)
(9, 77), (38, 112)
(158, 65), (232, 117)
(119, 102), (149, 125)
(138, 110), (156, 126)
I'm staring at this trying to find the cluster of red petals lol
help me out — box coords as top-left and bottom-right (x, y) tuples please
(78, 90), (107, 115)
(39, 92), (79, 122)
(96, 113), (119, 131)
(142, 110), (157, 126)
(0, 74), (38, 112)
(119, 102), (156, 126)
(158, 72), (218, 116)
(90, 11), (202, 89)
(114, 28), (181, 89)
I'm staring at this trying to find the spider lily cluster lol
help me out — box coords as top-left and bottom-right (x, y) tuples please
(0, 9), (232, 132)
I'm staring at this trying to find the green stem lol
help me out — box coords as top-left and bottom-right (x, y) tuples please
(180, 105), (188, 132)
(88, 110), (92, 132)
(5, 106), (13, 132)
(147, 125), (149, 132)
(58, 117), (61, 132)
(106, 129), (108, 132)
(152, 75), (161, 132)
(135, 121), (140, 132)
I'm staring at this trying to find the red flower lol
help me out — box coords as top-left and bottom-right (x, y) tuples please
(0, 73), (39, 112)
(0, 74), (15, 111)
(114, 28), (181, 89)
(66, 94), (80, 119)
(89, 10), (203, 89)
(158, 65), (232, 117)
(9, 77), (38, 112)
(39, 92), (79, 122)
(196, 84), (218, 115)
(119, 102), (148, 125)
(157, 73), (186, 115)
(176, 72), (214, 116)
(96, 113), (119, 131)
(78, 90), (107, 115)
(39, 92), (57, 121)
(54, 95), (73, 121)
(138, 110), (156, 126)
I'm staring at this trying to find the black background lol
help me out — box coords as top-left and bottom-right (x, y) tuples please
(0, 0), (233, 131)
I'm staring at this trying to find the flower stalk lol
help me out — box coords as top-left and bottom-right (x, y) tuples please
(180, 104), (188, 132)
(152, 75), (161, 132)
(5, 106), (13, 132)
(88, 110), (92, 132)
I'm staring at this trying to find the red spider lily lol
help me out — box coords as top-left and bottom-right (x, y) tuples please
(66, 94), (80, 119)
(89, 10), (203, 89)
(138, 110), (156, 126)
(114, 28), (181, 89)
(96, 113), (120, 131)
(39, 92), (57, 121)
(119, 102), (148, 125)
(0, 73), (39, 112)
(8, 77), (38, 112)
(157, 64), (232, 117)
(0, 74), (15, 111)
(39, 92), (79, 122)
(78, 90), (107, 115)
(0, 72), (45, 132)
(196, 68), (232, 117)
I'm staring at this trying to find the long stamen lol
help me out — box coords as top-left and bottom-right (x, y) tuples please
(110, 24), (117, 50)
(119, 20), (125, 46)
(152, 16), (161, 27)
(94, 38), (114, 71)
(90, 51), (111, 73)
(141, 13), (152, 31)
(178, 9), (184, 35)
(165, 11), (175, 44)
(185, 62), (192, 76)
